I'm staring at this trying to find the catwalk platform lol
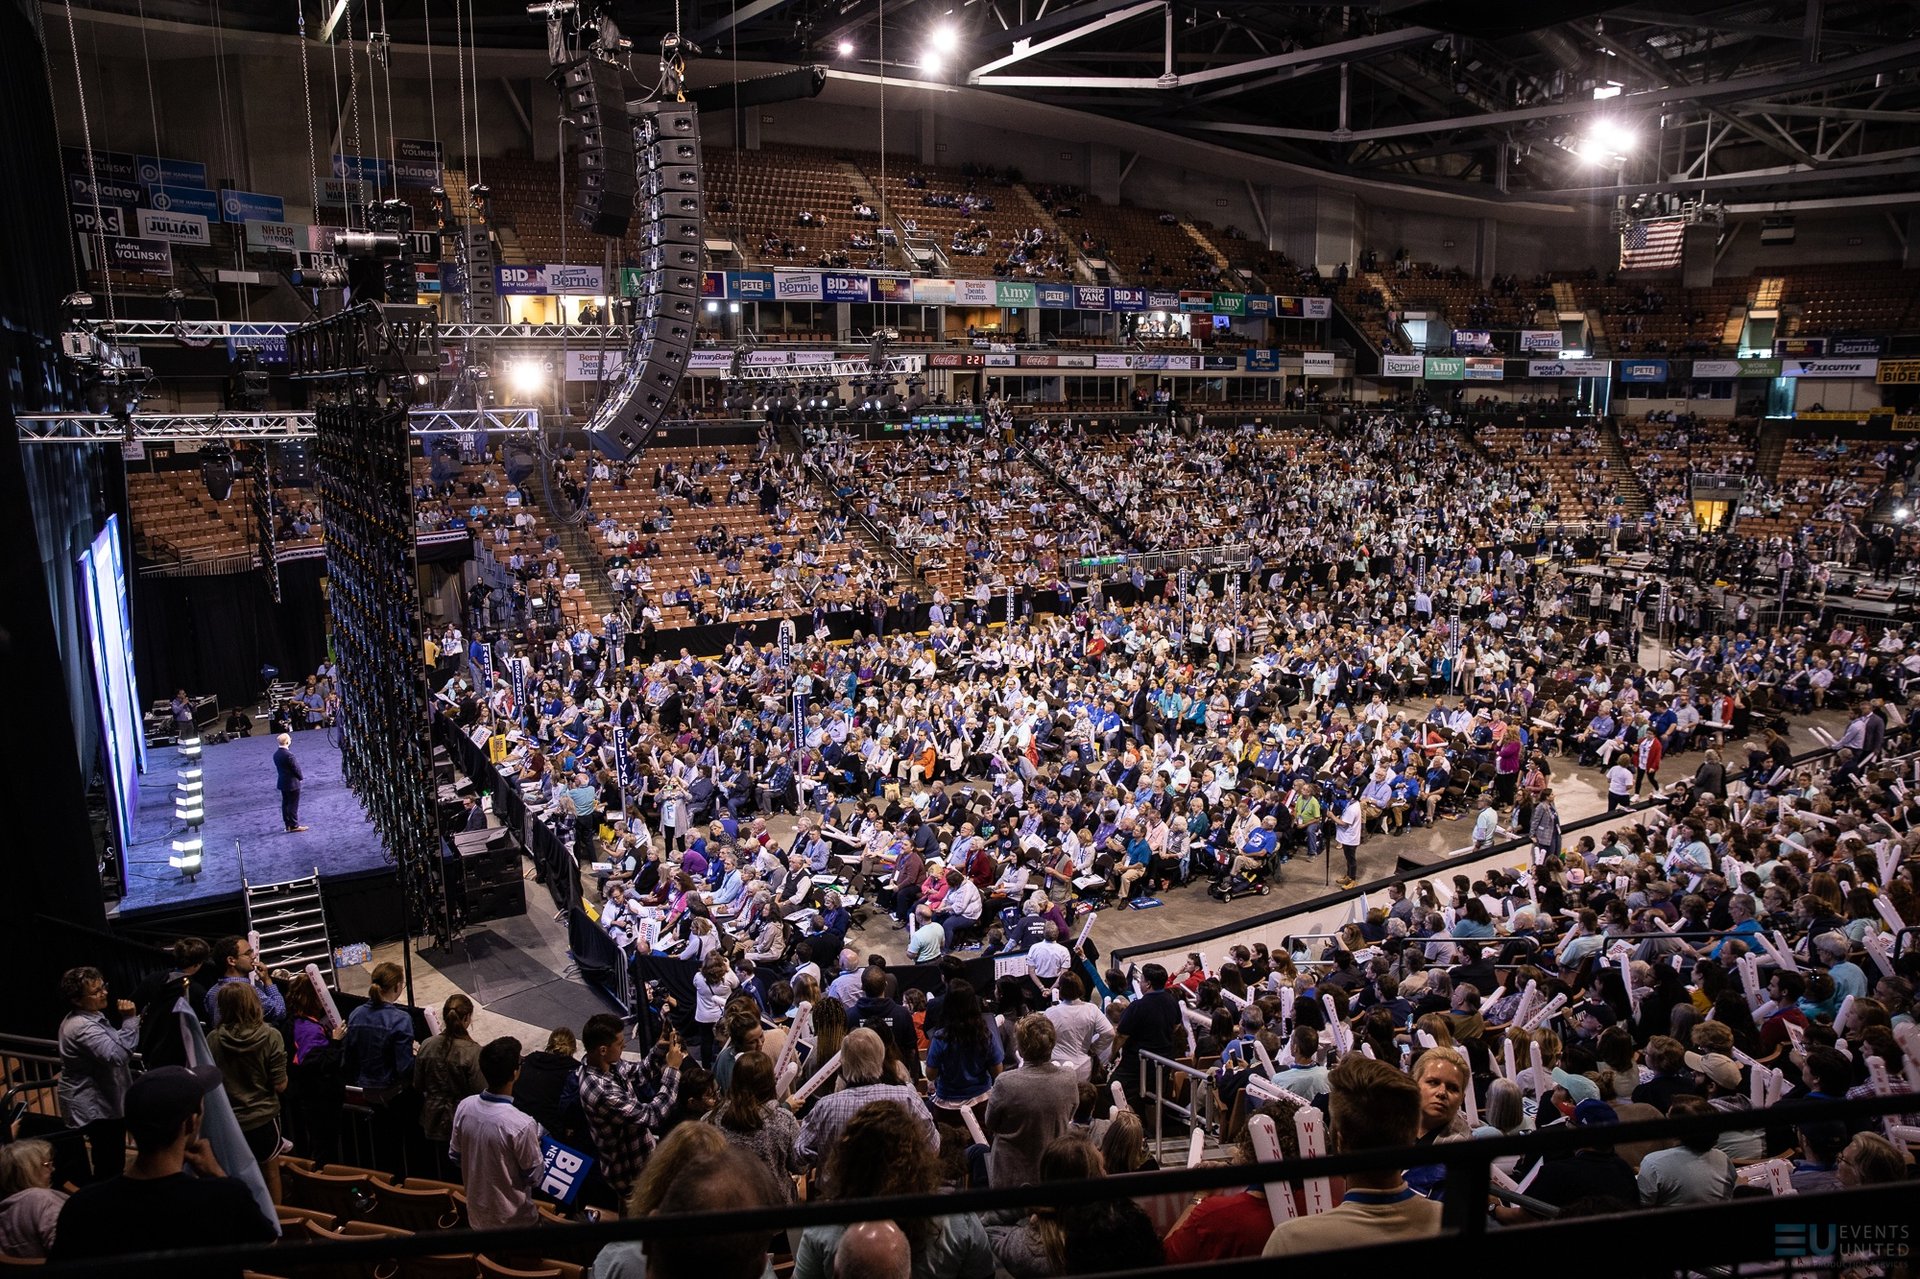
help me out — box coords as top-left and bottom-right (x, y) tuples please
(114, 730), (400, 944)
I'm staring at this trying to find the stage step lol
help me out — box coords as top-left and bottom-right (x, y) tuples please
(245, 870), (339, 991)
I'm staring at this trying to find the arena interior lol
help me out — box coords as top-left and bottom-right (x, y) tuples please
(4, 0), (1920, 1273)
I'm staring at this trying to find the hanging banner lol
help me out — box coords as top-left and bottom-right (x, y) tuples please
(912, 278), (957, 305)
(1452, 330), (1493, 351)
(1094, 353), (1199, 370)
(1527, 358), (1609, 378)
(687, 350), (734, 369)
(1273, 296), (1306, 318)
(1618, 359), (1669, 383)
(415, 262), (440, 294)
(1178, 291), (1215, 313)
(63, 147), (137, 185)
(1109, 286), (1147, 311)
(1690, 359), (1741, 379)
(1423, 356), (1464, 381)
(137, 208), (209, 246)
(1211, 293), (1246, 317)
(774, 270), (824, 301)
(1147, 290), (1181, 311)
(393, 139), (444, 188)
(1036, 283), (1074, 309)
(1243, 294), (1274, 319)
(995, 281), (1036, 308)
(1520, 330), (1563, 352)
(545, 264), (606, 295)
(565, 350), (627, 380)
(1877, 359), (1920, 386)
(71, 205), (126, 237)
(1781, 357), (1878, 378)
(1073, 285), (1111, 311)
(955, 279), (997, 306)
(244, 220), (303, 254)
(1775, 337), (1827, 357)
(700, 271), (726, 298)
(1829, 337), (1884, 357)
(331, 153), (391, 184)
(317, 179), (370, 208)
(68, 172), (143, 208)
(1303, 297), (1331, 320)
(822, 273), (870, 303)
(725, 271), (772, 300)
(872, 275), (914, 303)
(220, 190), (285, 224)
(104, 236), (172, 275)
(135, 155), (207, 189)
(1464, 356), (1505, 381)
(1017, 353), (1094, 368)
(1739, 357), (1781, 377)
(1301, 352), (1337, 375)
(928, 352), (986, 368)
(1382, 354), (1425, 378)
(1244, 350), (1280, 373)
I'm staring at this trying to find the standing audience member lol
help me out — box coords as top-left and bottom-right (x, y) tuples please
(450, 1037), (546, 1230)
(415, 993), (487, 1168)
(56, 965), (140, 1184)
(578, 1012), (685, 1206)
(207, 980), (289, 1203)
(705, 1050), (803, 1195)
(982, 1015), (1078, 1188)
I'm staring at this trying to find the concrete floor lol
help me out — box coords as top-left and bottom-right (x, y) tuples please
(338, 666), (1848, 1056)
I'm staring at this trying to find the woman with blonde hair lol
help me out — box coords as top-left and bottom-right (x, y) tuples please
(593, 1124), (730, 1275)
(0, 1140), (65, 1258)
(1098, 1109), (1158, 1173)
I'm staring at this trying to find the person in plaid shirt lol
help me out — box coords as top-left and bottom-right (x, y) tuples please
(578, 1012), (685, 1201)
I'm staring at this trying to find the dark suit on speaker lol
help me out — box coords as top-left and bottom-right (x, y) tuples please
(274, 742), (305, 831)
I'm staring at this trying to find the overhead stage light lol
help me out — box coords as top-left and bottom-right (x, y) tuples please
(506, 360), (549, 398)
(838, 40), (854, 57)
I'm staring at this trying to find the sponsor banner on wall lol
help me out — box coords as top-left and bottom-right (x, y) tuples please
(1382, 354), (1425, 378)
(244, 220), (302, 254)
(1830, 337), (1884, 357)
(1690, 359), (1742, 379)
(912, 278), (957, 305)
(1782, 357), (1878, 378)
(1301, 351), (1337, 375)
(135, 155), (206, 188)
(955, 279), (997, 306)
(872, 275), (914, 303)
(1245, 350), (1280, 373)
(1244, 295), (1275, 319)
(1464, 356), (1505, 381)
(1526, 359), (1609, 378)
(822, 273), (870, 303)
(774, 270), (824, 301)
(1016, 353), (1094, 368)
(1074, 285), (1111, 311)
(138, 208), (209, 245)
(1775, 337), (1826, 357)
(1213, 293), (1247, 317)
(687, 350), (733, 369)
(1109, 287), (1147, 311)
(71, 205), (126, 237)
(1618, 359), (1670, 383)
(142, 183), (219, 217)
(929, 352), (986, 367)
(985, 353), (1017, 367)
(1093, 353), (1200, 370)
(1036, 283), (1074, 309)
(1739, 357), (1781, 377)
(1202, 354), (1237, 370)
(104, 236), (172, 275)
(1877, 359), (1920, 386)
(1452, 330), (1493, 351)
(565, 350), (627, 381)
(729, 271), (774, 300)
(995, 281), (1036, 308)
(1423, 356), (1464, 381)
(1520, 330), (1563, 352)
(1147, 290), (1181, 310)
(393, 139), (444, 187)
(220, 190), (285, 224)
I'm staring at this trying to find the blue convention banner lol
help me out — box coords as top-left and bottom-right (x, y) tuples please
(136, 155), (207, 188)
(822, 273), (871, 302)
(1073, 285), (1111, 311)
(729, 271), (775, 300)
(1244, 349), (1280, 373)
(1036, 283), (1074, 309)
(1109, 287), (1147, 311)
(1618, 358), (1670, 383)
(147, 184), (222, 218)
(1244, 294), (1275, 318)
(331, 153), (391, 184)
(220, 189), (285, 224)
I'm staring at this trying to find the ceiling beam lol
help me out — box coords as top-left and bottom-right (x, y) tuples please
(687, 0), (801, 44)
(1735, 102), (1920, 125)
(1181, 39), (1920, 143)
(966, 0), (1161, 79)
(973, 22), (1442, 89)
(1538, 153), (1920, 198)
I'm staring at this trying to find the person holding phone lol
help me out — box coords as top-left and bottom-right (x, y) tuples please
(577, 1011), (686, 1206)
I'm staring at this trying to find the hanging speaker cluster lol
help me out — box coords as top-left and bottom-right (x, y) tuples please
(457, 221), (500, 324)
(563, 57), (637, 238)
(585, 101), (702, 462)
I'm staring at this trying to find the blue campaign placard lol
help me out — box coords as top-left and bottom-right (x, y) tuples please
(537, 1135), (594, 1205)
(147, 184), (222, 219)
(220, 189), (286, 224)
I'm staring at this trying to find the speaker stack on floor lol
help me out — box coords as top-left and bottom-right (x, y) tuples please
(583, 100), (702, 461)
(563, 57), (637, 238)
(444, 826), (528, 926)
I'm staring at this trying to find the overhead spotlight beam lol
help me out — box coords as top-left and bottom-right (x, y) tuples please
(318, 0), (354, 43)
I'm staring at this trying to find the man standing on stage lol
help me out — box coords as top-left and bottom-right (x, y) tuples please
(273, 733), (308, 833)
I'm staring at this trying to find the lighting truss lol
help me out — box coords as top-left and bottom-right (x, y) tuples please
(16, 407), (543, 443)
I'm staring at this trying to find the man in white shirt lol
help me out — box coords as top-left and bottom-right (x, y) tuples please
(1026, 922), (1072, 992)
(450, 1039), (546, 1230)
(1606, 761), (1636, 812)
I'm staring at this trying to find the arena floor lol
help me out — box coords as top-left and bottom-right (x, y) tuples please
(332, 651), (1852, 1057)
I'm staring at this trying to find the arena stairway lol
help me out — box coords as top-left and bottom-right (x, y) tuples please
(1011, 183), (1096, 283)
(538, 483), (620, 621)
(1598, 419), (1653, 518)
(245, 871), (338, 990)
(1014, 436), (1139, 552)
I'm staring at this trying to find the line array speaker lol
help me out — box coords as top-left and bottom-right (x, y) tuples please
(457, 224), (499, 324)
(584, 101), (701, 462)
(563, 57), (636, 237)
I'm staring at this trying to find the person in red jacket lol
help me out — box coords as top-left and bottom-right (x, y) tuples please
(1633, 721), (1663, 795)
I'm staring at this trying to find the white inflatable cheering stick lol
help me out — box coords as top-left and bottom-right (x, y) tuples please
(784, 1050), (844, 1107)
(1293, 1108), (1336, 1215)
(1454, 1046), (1480, 1127)
(305, 964), (343, 1030)
(1245, 1115), (1298, 1225)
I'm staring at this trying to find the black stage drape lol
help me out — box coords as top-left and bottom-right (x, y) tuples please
(134, 557), (332, 709)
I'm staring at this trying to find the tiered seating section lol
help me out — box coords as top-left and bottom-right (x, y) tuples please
(1583, 277), (1747, 356)
(126, 471), (322, 565)
(1061, 198), (1232, 290)
(1734, 437), (1888, 542)
(707, 144), (901, 270)
(1777, 262), (1920, 338)
(862, 163), (1073, 281)
(409, 451), (590, 627)
(1613, 416), (1759, 527)
(1472, 423), (1637, 524)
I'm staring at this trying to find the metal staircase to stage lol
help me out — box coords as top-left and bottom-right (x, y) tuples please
(244, 870), (338, 989)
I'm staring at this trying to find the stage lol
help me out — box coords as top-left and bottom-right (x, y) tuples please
(115, 730), (401, 943)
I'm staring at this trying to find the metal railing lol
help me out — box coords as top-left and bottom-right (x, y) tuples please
(1136, 1049), (1227, 1165)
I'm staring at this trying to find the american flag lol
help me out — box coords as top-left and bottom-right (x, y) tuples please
(1620, 217), (1685, 271)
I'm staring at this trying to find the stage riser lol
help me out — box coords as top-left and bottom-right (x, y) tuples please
(115, 867), (405, 955)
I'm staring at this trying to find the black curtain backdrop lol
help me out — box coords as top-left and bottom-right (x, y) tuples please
(135, 557), (332, 709)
